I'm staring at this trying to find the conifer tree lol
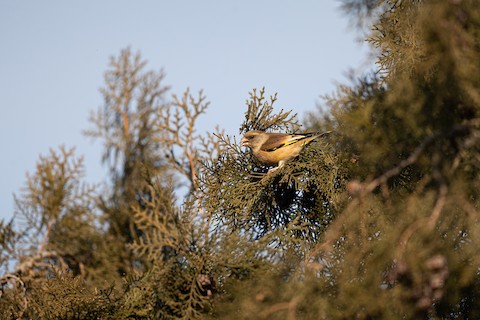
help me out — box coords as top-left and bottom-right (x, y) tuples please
(85, 47), (174, 280)
(1, 1), (480, 319)
(214, 1), (480, 318)
(0, 147), (108, 319)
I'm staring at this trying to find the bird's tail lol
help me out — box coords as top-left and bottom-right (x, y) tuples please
(305, 130), (333, 140)
(314, 130), (332, 138)
(299, 130), (332, 146)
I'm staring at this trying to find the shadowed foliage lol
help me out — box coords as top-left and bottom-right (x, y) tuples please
(1, 1), (480, 319)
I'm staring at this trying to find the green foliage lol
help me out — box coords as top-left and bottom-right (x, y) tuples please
(239, 87), (301, 133)
(201, 88), (344, 244)
(27, 270), (117, 320)
(2, 1), (480, 318)
(298, 0), (480, 318)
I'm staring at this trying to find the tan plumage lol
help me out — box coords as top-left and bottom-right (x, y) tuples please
(241, 130), (331, 172)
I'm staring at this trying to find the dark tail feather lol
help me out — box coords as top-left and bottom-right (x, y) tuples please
(307, 130), (333, 139)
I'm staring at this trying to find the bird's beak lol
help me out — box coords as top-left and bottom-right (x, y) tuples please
(240, 137), (248, 147)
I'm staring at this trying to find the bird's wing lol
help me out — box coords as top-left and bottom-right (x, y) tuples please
(260, 133), (309, 152)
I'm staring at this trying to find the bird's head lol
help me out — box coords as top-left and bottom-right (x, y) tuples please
(241, 130), (263, 150)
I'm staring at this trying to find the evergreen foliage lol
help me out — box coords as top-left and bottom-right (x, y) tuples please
(1, 1), (480, 319)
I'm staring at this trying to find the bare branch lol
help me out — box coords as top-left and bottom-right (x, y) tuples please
(395, 180), (448, 259)
(350, 118), (480, 197)
(156, 88), (222, 194)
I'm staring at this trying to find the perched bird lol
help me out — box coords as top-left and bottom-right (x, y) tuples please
(241, 130), (331, 173)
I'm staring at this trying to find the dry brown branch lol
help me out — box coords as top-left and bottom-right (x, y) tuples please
(363, 134), (437, 194)
(455, 195), (479, 217)
(258, 296), (300, 320)
(311, 119), (480, 269)
(14, 251), (68, 276)
(38, 219), (55, 254)
(352, 118), (480, 196)
(395, 180), (448, 259)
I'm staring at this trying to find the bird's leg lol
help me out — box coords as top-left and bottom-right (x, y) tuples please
(267, 167), (278, 174)
(267, 161), (285, 174)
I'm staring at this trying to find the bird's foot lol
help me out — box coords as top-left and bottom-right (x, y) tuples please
(267, 167), (280, 174)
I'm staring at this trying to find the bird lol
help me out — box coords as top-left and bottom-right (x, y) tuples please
(241, 130), (332, 173)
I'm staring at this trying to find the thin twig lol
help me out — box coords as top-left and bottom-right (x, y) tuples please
(395, 180), (448, 259)
(355, 119), (480, 195)
(363, 134), (437, 194)
(258, 296), (300, 319)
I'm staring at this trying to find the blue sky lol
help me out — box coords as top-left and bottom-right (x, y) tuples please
(0, 1), (370, 220)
